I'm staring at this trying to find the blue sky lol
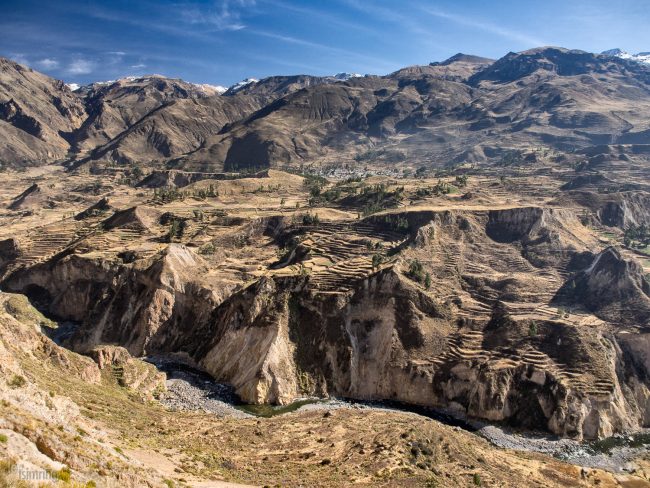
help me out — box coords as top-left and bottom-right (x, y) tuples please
(2, 0), (650, 86)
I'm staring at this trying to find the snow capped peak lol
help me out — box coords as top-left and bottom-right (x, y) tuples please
(191, 83), (227, 95)
(601, 48), (625, 56)
(332, 72), (362, 81)
(74, 75), (227, 95)
(227, 78), (259, 93)
(601, 48), (650, 65)
(66, 83), (80, 91)
(93, 79), (117, 86)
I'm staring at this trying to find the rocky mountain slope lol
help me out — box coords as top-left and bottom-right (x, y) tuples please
(0, 122), (649, 485)
(0, 64), (327, 168)
(189, 46), (650, 172)
(3, 41), (650, 487)
(3, 47), (650, 171)
(0, 58), (85, 165)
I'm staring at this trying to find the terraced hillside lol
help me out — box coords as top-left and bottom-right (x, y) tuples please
(0, 163), (647, 444)
(5, 23), (650, 486)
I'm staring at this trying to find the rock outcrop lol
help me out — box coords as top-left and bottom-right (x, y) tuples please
(558, 246), (650, 325)
(88, 345), (165, 398)
(136, 169), (269, 188)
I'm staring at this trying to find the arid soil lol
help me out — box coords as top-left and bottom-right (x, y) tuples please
(2, 45), (650, 487)
(0, 158), (649, 486)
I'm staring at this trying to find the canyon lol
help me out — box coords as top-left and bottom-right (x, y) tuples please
(1, 46), (650, 486)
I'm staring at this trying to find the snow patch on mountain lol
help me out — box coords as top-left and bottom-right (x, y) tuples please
(192, 83), (227, 95)
(227, 78), (259, 93)
(602, 48), (650, 65)
(332, 72), (362, 81)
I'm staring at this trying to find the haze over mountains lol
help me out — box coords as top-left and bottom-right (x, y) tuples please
(2, 46), (650, 172)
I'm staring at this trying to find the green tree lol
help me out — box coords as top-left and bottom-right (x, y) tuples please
(624, 224), (650, 249)
(407, 259), (426, 284)
(455, 174), (469, 188)
(166, 219), (184, 242)
(424, 272), (432, 289)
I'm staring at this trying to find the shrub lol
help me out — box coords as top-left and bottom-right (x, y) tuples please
(303, 174), (327, 199)
(0, 434), (7, 443)
(206, 183), (218, 198)
(473, 472), (482, 486)
(624, 224), (650, 249)
(406, 259), (426, 284)
(455, 174), (469, 188)
(424, 273), (432, 289)
(165, 218), (186, 242)
(301, 212), (320, 226)
(54, 467), (71, 482)
(7, 375), (26, 388)
(432, 179), (456, 195)
(341, 183), (404, 216)
(153, 186), (185, 203)
(199, 243), (216, 255)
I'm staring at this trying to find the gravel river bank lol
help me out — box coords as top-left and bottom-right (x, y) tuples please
(147, 357), (649, 472)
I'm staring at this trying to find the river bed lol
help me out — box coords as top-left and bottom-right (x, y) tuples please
(147, 357), (649, 472)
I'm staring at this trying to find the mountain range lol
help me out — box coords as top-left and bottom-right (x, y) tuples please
(2, 47), (650, 171)
(2, 43), (650, 487)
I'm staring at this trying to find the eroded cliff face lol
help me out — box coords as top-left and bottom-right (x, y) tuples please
(275, 267), (648, 440)
(597, 192), (650, 229)
(4, 245), (227, 357)
(560, 190), (650, 230)
(560, 246), (650, 325)
(3, 206), (649, 440)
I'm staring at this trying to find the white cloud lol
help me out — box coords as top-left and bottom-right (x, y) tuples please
(67, 59), (94, 75)
(180, 0), (255, 31)
(35, 58), (59, 69)
(108, 51), (127, 56)
(10, 53), (29, 66)
(261, 0), (377, 36)
(340, 0), (437, 45)
(248, 29), (397, 72)
(419, 7), (545, 47)
(131, 63), (147, 69)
